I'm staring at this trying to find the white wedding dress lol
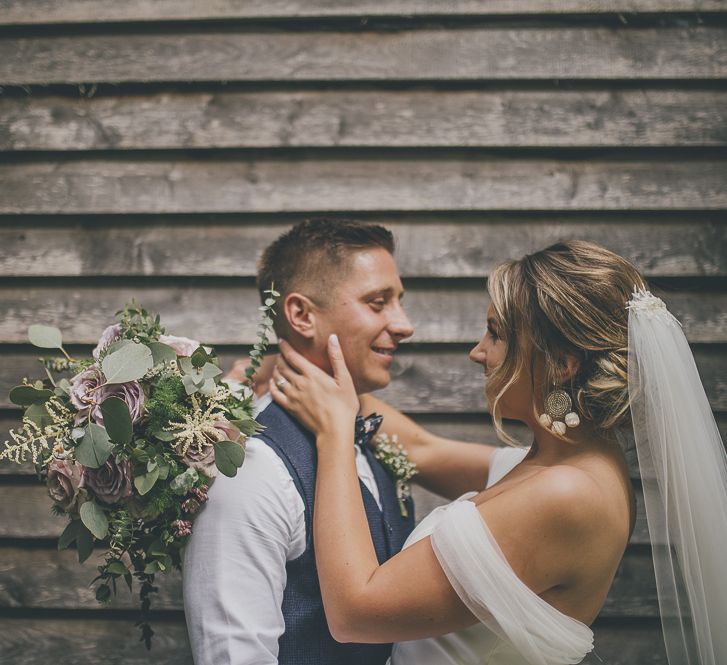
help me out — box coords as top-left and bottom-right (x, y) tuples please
(390, 446), (594, 665)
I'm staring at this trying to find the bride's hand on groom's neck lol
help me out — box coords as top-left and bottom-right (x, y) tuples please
(271, 337), (359, 441)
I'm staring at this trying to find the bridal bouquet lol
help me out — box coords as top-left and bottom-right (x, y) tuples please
(0, 294), (277, 647)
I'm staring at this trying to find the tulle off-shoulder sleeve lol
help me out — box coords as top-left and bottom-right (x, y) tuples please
(430, 500), (594, 665)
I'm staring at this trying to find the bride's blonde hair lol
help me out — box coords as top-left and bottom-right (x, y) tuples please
(486, 240), (647, 444)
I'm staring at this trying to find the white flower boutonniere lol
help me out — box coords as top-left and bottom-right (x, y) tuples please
(373, 433), (418, 518)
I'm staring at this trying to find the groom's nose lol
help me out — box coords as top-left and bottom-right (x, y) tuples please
(388, 302), (414, 341)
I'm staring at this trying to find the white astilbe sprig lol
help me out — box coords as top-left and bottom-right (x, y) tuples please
(0, 396), (75, 465)
(144, 359), (181, 381)
(373, 432), (418, 517)
(165, 386), (232, 457)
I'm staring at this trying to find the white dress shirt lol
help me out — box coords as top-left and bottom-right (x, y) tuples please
(182, 393), (382, 665)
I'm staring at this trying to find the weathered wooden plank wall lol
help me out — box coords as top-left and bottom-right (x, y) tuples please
(1, 2), (725, 663)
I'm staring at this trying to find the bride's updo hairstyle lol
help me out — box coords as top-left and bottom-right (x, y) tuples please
(486, 240), (647, 443)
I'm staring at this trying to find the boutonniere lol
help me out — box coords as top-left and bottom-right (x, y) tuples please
(373, 433), (418, 518)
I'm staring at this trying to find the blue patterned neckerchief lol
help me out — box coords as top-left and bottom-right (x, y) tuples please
(354, 413), (384, 451)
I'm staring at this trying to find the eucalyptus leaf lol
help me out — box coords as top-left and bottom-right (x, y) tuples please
(199, 378), (217, 396)
(191, 346), (208, 368)
(58, 520), (81, 550)
(100, 396), (133, 446)
(213, 440), (246, 478)
(28, 324), (63, 349)
(148, 341), (177, 366)
(144, 560), (161, 575)
(76, 522), (94, 563)
(154, 430), (177, 442)
(25, 403), (54, 429)
(230, 417), (264, 437)
(101, 342), (153, 384)
(106, 339), (134, 355)
(182, 374), (199, 395)
(106, 560), (128, 576)
(134, 467), (160, 496)
(9, 385), (54, 406)
(156, 462), (170, 480)
(75, 423), (113, 469)
(202, 362), (222, 380)
(96, 584), (112, 602)
(80, 501), (109, 540)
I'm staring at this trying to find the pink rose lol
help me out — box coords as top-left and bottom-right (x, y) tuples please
(159, 334), (201, 357)
(177, 419), (243, 478)
(92, 323), (122, 360)
(81, 457), (133, 505)
(69, 365), (105, 422)
(96, 380), (146, 425)
(178, 441), (217, 478)
(212, 418), (243, 444)
(47, 458), (83, 510)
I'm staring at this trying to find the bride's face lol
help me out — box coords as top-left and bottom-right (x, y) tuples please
(470, 305), (535, 422)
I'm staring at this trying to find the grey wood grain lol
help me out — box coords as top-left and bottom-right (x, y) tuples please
(3, 90), (727, 150)
(0, 617), (192, 665)
(2, 158), (726, 213)
(0, 544), (657, 615)
(0, 285), (724, 344)
(1, 0), (724, 25)
(0, 617), (668, 665)
(1, 218), (725, 278)
(2, 347), (725, 412)
(1, 27), (725, 85)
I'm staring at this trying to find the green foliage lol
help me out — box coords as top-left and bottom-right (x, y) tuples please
(75, 423), (113, 468)
(28, 324), (63, 349)
(145, 375), (187, 435)
(80, 500), (110, 539)
(100, 396), (134, 446)
(213, 441), (246, 477)
(245, 285), (279, 383)
(102, 342), (154, 384)
(116, 300), (165, 345)
(9, 385), (54, 406)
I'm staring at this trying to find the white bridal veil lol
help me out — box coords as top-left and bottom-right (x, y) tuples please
(627, 289), (727, 664)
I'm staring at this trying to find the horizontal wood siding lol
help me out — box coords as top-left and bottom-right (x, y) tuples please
(3, 90), (726, 150)
(1, 1), (725, 25)
(1, 3), (724, 663)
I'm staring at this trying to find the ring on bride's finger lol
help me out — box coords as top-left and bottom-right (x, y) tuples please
(276, 378), (288, 389)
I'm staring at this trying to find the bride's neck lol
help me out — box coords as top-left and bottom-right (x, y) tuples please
(526, 420), (612, 465)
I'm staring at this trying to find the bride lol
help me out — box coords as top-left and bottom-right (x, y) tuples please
(270, 240), (727, 665)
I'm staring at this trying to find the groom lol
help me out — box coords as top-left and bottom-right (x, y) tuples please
(183, 219), (416, 665)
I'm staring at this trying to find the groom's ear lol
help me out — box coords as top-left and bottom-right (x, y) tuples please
(283, 292), (318, 339)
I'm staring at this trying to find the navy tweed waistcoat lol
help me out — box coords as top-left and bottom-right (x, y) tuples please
(256, 401), (415, 665)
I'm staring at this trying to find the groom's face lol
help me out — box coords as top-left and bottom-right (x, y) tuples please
(315, 248), (414, 394)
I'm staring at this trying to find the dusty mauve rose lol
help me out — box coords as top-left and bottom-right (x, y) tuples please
(177, 420), (242, 479)
(179, 440), (217, 478)
(159, 334), (200, 357)
(69, 365), (105, 422)
(213, 419), (243, 443)
(95, 380), (146, 425)
(82, 457), (133, 505)
(47, 458), (83, 510)
(92, 323), (122, 360)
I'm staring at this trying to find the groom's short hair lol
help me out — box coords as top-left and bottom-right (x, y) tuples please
(257, 218), (395, 335)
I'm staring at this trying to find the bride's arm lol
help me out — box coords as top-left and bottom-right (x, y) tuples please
(359, 393), (498, 499)
(270, 337), (598, 644)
